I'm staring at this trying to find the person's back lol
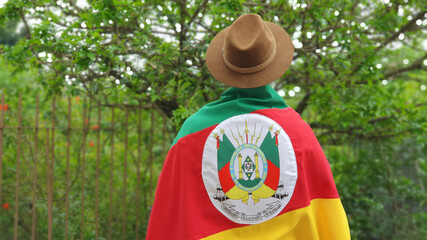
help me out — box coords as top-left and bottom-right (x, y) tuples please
(147, 14), (350, 240)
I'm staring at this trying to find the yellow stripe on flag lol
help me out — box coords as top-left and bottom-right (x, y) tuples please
(202, 198), (350, 240)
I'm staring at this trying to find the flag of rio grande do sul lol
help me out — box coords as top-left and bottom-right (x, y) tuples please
(146, 86), (350, 240)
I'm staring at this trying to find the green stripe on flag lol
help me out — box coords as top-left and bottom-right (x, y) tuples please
(260, 131), (280, 167)
(217, 134), (235, 171)
(172, 85), (288, 146)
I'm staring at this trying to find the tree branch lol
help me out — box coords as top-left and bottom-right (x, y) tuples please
(19, 11), (32, 39)
(295, 92), (311, 115)
(189, 0), (209, 24)
(242, 2), (270, 7)
(375, 11), (427, 54)
(350, 10), (427, 76)
(384, 53), (427, 79)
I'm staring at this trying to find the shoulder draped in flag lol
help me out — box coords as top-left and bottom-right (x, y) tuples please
(146, 85), (350, 240)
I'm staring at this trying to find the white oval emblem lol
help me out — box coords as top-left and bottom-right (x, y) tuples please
(202, 113), (297, 224)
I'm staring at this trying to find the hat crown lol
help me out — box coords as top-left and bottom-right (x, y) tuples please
(224, 14), (276, 69)
(205, 13), (294, 88)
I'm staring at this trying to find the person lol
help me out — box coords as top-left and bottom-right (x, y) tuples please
(146, 13), (350, 240)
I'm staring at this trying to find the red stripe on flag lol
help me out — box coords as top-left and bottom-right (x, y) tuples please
(218, 162), (234, 193)
(264, 159), (280, 190)
(147, 108), (340, 240)
(254, 108), (340, 208)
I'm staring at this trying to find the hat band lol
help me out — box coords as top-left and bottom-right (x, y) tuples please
(222, 44), (277, 74)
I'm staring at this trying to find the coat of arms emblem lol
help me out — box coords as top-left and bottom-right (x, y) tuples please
(202, 113), (298, 224)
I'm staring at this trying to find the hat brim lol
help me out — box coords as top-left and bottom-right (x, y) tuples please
(206, 21), (294, 89)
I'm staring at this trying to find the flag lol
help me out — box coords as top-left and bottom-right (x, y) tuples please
(146, 85), (350, 240)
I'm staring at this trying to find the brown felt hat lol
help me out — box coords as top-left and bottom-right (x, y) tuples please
(206, 13), (294, 88)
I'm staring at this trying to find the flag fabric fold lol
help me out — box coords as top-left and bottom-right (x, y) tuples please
(147, 85), (350, 240)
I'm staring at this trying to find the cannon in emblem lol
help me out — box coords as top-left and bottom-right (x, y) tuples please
(273, 181), (289, 199)
(213, 185), (229, 202)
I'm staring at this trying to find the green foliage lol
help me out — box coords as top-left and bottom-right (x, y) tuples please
(327, 139), (427, 240)
(0, 19), (26, 46)
(0, 0), (426, 239)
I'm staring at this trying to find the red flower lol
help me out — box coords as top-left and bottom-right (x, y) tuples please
(89, 141), (94, 147)
(91, 125), (99, 130)
(2, 203), (9, 210)
(0, 104), (9, 111)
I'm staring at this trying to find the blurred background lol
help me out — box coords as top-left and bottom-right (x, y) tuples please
(0, 0), (426, 239)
